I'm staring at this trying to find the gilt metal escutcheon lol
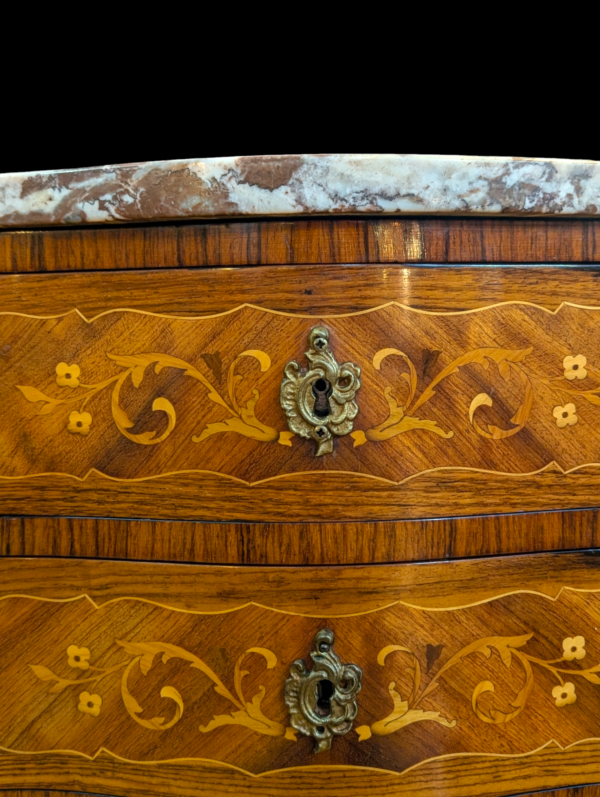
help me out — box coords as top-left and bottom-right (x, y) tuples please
(284, 629), (363, 753)
(280, 326), (361, 456)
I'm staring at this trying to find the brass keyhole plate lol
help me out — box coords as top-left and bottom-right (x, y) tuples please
(280, 327), (361, 456)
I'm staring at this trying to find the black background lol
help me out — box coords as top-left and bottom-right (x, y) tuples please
(2, 9), (595, 176)
(2, 140), (598, 174)
(2, 88), (596, 174)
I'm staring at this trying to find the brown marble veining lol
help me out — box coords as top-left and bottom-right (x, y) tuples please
(0, 154), (599, 227)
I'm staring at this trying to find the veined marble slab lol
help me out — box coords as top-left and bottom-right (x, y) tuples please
(0, 154), (599, 227)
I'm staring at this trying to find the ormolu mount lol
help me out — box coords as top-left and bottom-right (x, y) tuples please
(280, 327), (361, 456)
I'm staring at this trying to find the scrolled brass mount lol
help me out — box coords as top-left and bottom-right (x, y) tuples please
(280, 326), (361, 455)
(284, 628), (363, 753)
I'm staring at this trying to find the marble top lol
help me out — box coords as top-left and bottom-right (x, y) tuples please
(0, 154), (599, 228)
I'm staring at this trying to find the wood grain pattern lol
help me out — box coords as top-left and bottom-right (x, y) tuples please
(3, 509), (600, 564)
(14, 788), (594, 797)
(5, 745), (600, 797)
(2, 554), (600, 793)
(3, 264), (600, 317)
(8, 466), (600, 522)
(3, 552), (600, 612)
(2, 217), (600, 273)
(6, 302), (597, 480)
(4, 209), (600, 797)
(5, 291), (600, 520)
(5, 788), (599, 797)
(6, 592), (600, 767)
(535, 789), (600, 797)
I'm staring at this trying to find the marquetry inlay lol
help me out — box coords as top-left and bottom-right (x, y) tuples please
(4, 586), (600, 777)
(19, 348), (291, 446)
(356, 633), (596, 740)
(3, 301), (600, 484)
(31, 639), (294, 739)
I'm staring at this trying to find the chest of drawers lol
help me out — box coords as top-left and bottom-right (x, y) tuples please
(2, 154), (600, 797)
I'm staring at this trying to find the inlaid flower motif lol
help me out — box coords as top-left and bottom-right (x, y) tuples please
(553, 403), (578, 428)
(563, 354), (588, 381)
(552, 682), (577, 707)
(67, 644), (91, 669)
(67, 410), (92, 436)
(563, 636), (586, 661)
(78, 691), (102, 717)
(55, 362), (81, 388)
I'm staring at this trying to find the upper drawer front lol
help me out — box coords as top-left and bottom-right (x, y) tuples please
(3, 552), (600, 797)
(2, 264), (600, 521)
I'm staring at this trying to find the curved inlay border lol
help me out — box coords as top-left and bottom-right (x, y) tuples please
(2, 299), (600, 486)
(3, 587), (600, 779)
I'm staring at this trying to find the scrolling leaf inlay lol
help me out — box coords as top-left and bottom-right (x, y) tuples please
(357, 633), (600, 740)
(30, 639), (296, 740)
(3, 587), (600, 776)
(17, 340), (592, 453)
(352, 347), (600, 446)
(17, 350), (294, 448)
(8, 302), (600, 486)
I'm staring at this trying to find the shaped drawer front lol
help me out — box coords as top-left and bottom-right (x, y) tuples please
(3, 264), (600, 521)
(2, 554), (600, 796)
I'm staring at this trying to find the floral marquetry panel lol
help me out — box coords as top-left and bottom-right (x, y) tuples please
(4, 294), (600, 520)
(5, 261), (600, 523)
(4, 555), (600, 797)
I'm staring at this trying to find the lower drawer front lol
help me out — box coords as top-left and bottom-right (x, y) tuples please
(2, 554), (600, 796)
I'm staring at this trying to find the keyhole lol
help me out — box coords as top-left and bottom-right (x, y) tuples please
(315, 679), (334, 717)
(312, 378), (332, 418)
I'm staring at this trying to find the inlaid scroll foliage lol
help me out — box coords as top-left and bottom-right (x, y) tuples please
(357, 633), (599, 740)
(352, 347), (600, 446)
(15, 316), (600, 469)
(30, 640), (296, 740)
(17, 350), (293, 446)
(29, 626), (600, 750)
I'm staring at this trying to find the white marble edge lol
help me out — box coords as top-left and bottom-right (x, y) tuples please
(0, 154), (599, 227)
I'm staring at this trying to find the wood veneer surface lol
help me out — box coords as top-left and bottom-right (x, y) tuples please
(3, 554), (600, 796)
(536, 789), (600, 796)
(3, 215), (600, 796)
(5, 789), (600, 797)
(1, 217), (600, 273)
(2, 510), (600, 564)
(4, 751), (600, 797)
(9, 789), (593, 797)
(2, 550), (600, 610)
(4, 263), (600, 522)
(2, 263), (600, 317)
